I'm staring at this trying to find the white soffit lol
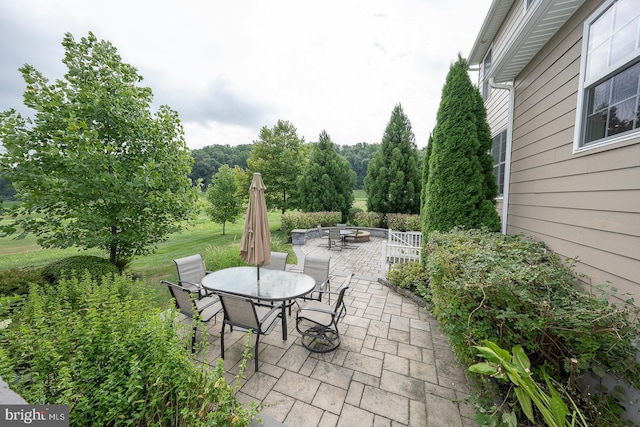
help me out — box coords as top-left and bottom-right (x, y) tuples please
(469, 0), (515, 65)
(491, 0), (586, 82)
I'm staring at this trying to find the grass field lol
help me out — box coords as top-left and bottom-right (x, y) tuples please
(0, 189), (367, 284)
(0, 208), (286, 285)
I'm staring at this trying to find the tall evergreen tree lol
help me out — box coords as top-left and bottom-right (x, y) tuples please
(364, 104), (421, 215)
(297, 130), (356, 222)
(247, 120), (307, 213)
(420, 134), (433, 227)
(423, 56), (500, 235)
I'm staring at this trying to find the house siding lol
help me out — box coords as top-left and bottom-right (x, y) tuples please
(507, 0), (640, 303)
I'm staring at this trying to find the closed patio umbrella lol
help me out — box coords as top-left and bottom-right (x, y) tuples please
(240, 172), (271, 280)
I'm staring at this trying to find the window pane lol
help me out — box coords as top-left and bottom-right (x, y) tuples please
(588, 79), (611, 113)
(585, 111), (608, 142)
(611, 62), (640, 104)
(587, 42), (610, 80)
(614, 0), (640, 34)
(608, 97), (637, 135)
(611, 18), (639, 65)
(589, 6), (613, 49)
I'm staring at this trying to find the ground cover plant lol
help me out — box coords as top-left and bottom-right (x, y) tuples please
(424, 228), (640, 426)
(0, 273), (260, 426)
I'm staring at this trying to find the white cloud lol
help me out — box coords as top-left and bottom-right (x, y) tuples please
(0, 0), (492, 149)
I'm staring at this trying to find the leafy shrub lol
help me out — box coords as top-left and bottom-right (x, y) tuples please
(348, 207), (363, 224)
(387, 261), (429, 298)
(354, 211), (384, 228)
(280, 211), (342, 236)
(386, 213), (421, 231)
(0, 274), (259, 426)
(425, 228), (640, 386)
(0, 268), (47, 296)
(41, 255), (119, 284)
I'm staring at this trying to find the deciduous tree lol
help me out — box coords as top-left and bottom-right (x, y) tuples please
(247, 120), (307, 213)
(0, 32), (199, 270)
(205, 165), (242, 235)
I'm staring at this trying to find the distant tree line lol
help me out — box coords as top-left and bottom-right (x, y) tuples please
(191, 141), (379, 190)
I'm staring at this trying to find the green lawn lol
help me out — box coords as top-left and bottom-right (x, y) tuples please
(0, 209), (286, 285)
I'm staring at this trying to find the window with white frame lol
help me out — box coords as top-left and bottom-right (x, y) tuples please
(482, 48), (492, 100)
(491, 130), (507, 196)
(526, 0), (536, 11)
(575, 0), (640, 149)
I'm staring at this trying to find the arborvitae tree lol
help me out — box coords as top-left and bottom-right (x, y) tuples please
(420, 134), (433, 228)
(247, 120), (308, 213)
(423, 56), (501, 235)
(297, 130), (356, 222)
(205, 165), (242, 235)
(364, 104), (421, 215)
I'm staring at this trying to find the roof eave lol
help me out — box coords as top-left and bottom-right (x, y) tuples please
(489, 0), (586, 82)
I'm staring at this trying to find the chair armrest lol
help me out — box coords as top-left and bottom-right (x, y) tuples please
(179, 280), (211, 298)
(258, 302), (284, 323)
(298, 306), (336, 316)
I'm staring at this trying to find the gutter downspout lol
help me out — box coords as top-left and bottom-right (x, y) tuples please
(489, 78), (514, 235)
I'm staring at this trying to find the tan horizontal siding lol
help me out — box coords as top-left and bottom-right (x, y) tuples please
(504, 0), (640, 305)
(508, 190), (640, 213)
(508, 204), (640, 237)
(506, 224), (640, 303)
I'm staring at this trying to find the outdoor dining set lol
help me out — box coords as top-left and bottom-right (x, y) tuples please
(161, 252), (354, 371)
(161, 173), (356, 371)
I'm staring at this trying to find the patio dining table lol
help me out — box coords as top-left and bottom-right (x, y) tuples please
(201, 266), (316, 340)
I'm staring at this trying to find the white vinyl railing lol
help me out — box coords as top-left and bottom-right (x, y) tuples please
(381, 229), (423, 278)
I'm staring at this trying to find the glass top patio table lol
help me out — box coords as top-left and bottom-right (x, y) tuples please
(202, 266), (315, 301)
(201, 266), (316, 340)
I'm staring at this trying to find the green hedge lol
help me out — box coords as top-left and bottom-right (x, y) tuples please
(386, 213), (421, 231)
(353, 211), (384, 228)
(0, 274), (259, 426)
(425, 228), (640, 389)
(281, 211), (342, 236)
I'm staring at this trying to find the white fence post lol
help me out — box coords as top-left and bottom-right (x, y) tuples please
(381, 240), (388, 279)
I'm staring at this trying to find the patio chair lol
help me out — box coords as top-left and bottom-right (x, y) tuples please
(328, 228), (344, 250)
(162, 280), (223, 352)
(296, 273), (354, 353)
(317, 225), (330, 247)
(173, 254), (211, 298)
(264, 251), (288, 271)
(301, 255), (331, 302)
(216, 291), (283, 371)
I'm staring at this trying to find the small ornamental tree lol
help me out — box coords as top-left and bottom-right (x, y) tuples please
(247, 120), (308, 213)
(423, 56), (500, 235)
(0, 32), (199, 271)
(297, 130), (356, 222)
(206, 165), (242, 235)
(364, 104), (421, 216)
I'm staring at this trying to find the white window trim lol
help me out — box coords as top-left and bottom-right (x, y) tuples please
(491, 128), (508, 198)
(573, 0), (640, 154)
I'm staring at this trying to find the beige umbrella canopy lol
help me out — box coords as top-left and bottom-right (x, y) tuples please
(240, 173), (271, 280)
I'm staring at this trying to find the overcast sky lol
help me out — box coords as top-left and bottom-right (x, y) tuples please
(0, 0), (492, 150)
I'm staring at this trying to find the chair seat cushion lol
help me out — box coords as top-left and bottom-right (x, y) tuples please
(196, 296), (222, 322)
(255, 304), (282, 333)
(297, 301), (334, 326)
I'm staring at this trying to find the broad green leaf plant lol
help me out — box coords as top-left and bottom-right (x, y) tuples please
(470, 340), (588, 427)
